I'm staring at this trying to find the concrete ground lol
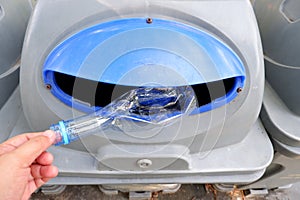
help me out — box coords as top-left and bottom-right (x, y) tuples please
(30, 183), (300, 200)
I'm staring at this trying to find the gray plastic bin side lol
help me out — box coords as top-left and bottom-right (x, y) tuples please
(253, 0), (300, 116)
(260, 82), (300, 146)
(253, 0), (300, 67)
(0, 0), (31, 108)
(0, 0), (31, 73)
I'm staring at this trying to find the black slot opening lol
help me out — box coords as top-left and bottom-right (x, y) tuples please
(54, 72), (236, 108)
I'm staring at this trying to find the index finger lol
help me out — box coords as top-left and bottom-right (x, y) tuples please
(0, 131), (55, 155)
(10, 131), (56, 167)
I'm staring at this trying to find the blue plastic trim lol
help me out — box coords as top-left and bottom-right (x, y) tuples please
(59, 121), (69, 145)
(43, 18), (246, 114)
(194, 76), (243, 114)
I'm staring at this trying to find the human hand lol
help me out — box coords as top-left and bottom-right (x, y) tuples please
(0, 130), (58, 200)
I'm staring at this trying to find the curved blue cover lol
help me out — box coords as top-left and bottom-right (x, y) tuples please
(43, 18), (245, 113)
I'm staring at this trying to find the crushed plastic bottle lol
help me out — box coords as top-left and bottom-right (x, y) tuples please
(50, 86), (196, 146)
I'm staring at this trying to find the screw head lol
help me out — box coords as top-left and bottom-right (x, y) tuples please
(146, 18), (153, 24)
(46, 84), (52, 90)
(236, 87), (243, 93)
(137, 159), (152, 169)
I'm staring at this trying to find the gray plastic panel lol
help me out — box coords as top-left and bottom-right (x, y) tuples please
(0, 87), (23, 142)
(253, 0), (300, 67)
(0, 0), (31, 108)
(0, 0), (31, 73)
(0, 5), (3, 19)
(240, 139), (300, 190)
(0, 62), (19, 109)
(281, 0), (300, 22)
(260, 81), (300, 146)
(254, 0), (300, 115)
(263, 57), (300, 116)
(273, 138), (300, 158)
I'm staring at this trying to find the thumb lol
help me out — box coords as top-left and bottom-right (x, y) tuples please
(11, 130), (56, 167)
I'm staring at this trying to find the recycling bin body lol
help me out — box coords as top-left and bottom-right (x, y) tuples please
(0, 0), (273, 188)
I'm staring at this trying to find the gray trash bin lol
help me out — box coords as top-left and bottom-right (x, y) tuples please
(0, 0), (273, 194)
(241, 0), (300, 191)
(0, 0), (31, 109)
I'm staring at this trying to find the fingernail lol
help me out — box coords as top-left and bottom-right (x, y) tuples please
(43, 130), (56, 142)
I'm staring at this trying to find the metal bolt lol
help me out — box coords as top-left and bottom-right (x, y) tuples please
(137, 159), (152, 169)
(46, 84), (52, 90)
(146, 18), (153, 24)
(236, 87), (243, 93)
